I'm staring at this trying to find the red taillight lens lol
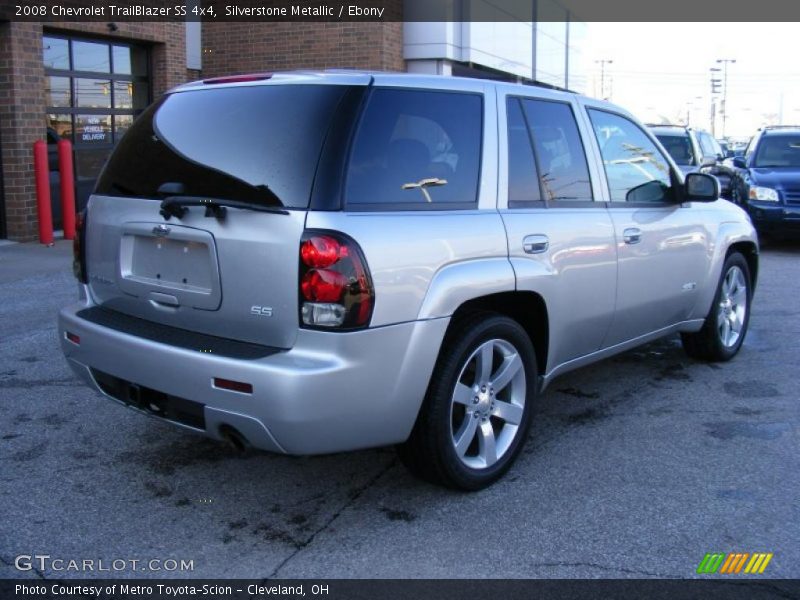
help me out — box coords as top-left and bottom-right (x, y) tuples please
(300, 235), (342, 268)
(73, 210), (87, 283)
(301, 269), (348, 302)
(299, 230), (374, 330)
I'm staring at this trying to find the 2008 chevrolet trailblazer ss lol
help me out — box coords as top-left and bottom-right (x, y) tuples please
(59, 71), (758, 489)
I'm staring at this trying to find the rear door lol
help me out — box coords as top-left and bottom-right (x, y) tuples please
(498, 90), (617, 369)
(86, 81), (362, 349)
(583, 106), (711, 346)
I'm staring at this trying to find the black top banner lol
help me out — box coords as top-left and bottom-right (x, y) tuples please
(2, 0), (800, 22)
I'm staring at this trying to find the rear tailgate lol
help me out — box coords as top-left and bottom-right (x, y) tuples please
(85, 78), (364, 349)
(85, 196), (306, 348)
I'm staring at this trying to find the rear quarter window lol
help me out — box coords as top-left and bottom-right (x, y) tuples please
(345, 88), (482, 209)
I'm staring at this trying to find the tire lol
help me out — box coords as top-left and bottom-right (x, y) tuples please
(731, 185), (743, 207)
(681, 252), (751, 362)
(398, 313), (537, 490)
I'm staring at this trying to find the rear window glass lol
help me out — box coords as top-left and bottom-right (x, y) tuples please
(655, 133), (695, 166)
(345, 88), (482, 208)
(95, 84), (350, 208)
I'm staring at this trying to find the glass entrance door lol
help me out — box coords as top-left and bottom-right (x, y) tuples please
(43, 35), (150, 212)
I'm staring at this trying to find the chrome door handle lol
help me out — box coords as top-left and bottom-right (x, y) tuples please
(523, 234), (549, 254)
(623, 228), (642, 245)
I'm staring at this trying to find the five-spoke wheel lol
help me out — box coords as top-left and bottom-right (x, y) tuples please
(398, 314), (536, 490)
(682, 252), (752, 361)
(450, 339), (525, 469)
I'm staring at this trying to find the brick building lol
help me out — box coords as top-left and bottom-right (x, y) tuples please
(0, 5), (582, 241)
(0, 21), (403, 241)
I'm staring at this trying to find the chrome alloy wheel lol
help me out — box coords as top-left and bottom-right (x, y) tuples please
(449, 339), (526, 469)
(718, 265), (748, 348)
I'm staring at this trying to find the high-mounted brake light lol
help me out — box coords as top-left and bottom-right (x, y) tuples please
(299, 231), (374, 329)
(202, 73), (273, 85)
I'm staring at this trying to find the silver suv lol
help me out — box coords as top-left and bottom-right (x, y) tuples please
(59, 72), (758, 490)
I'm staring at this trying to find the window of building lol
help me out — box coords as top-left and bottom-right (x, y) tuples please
(588, 109), (674, 203)
(345, 89), (482, 209)
(42, 35), (150, 208)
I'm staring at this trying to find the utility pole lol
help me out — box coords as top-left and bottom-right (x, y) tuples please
(595, 59), (613, 100)
(716, 58), (736, 138)
(710, 67), (722, 136)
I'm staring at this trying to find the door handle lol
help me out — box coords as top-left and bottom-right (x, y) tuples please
(623, 228), (642, 245)
(523, 234), (549, 254)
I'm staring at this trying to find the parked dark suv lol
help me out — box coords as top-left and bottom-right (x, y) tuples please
(730, 125), (800, 237)
(649, 124), (735, 198)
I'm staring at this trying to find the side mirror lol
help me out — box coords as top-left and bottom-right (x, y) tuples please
(732, 156), (747, 169)
(625, 180), (668, 203)
(684, 172), (719, 202)
(701, 156), (717, 168)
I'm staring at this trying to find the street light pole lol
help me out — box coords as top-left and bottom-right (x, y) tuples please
(717, 58), (736, 138)
(595, 59), (613, 100)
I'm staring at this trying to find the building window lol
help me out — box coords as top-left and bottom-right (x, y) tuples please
(42, 34), (150, 208)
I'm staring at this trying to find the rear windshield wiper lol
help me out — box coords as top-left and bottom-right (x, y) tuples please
(159, 196), (289, 220)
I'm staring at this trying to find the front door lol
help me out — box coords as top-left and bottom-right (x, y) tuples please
(584, 107), (711, 347)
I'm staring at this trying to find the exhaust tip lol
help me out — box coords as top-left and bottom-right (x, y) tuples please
(219, 425), (249, 452)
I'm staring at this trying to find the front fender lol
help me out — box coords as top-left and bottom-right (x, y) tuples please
(690, 218), (758, 321)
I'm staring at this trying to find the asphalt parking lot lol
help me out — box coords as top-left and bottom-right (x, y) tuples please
(1, 239), (798, 580)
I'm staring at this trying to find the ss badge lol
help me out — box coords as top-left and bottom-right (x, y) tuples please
(251, 306), (274, 317)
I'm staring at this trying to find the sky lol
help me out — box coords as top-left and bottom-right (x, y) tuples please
(582, 23), (800, 139)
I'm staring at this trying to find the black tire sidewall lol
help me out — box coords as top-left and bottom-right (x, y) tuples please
(708, 253), (752, 360)
(428, 315), (537, 490)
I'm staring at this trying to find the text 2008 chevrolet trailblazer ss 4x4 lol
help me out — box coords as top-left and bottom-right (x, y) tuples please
(59, 71), (758, 490)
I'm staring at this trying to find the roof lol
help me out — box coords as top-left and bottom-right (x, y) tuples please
(762, 125), (800, 134)
(648, 125), (690, 135)
(168, 68), (628, 120)
(172, 68), (583, 98)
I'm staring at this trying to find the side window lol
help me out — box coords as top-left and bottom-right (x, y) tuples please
(521, 99), (593, 201)
(506, 98), (541, 205)
(697, 131), (717, 158)
(345, 89), (482, 208)
(588, 109), (674, 203)
(745, 135), (759, 162)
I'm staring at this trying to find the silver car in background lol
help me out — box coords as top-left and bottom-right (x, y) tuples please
(59, 72), (758, 490)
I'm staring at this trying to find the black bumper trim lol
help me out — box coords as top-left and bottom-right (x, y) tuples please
(91, 368), (206, 430)
(76, 306), (281, 360)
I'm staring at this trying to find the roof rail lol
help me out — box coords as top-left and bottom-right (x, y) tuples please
(761, 125), (800, 130)
(646, 123), (684, 128)
(521, 79), (574, 93)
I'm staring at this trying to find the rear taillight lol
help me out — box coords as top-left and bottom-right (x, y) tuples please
(73, 210), (87, 283)
(299, 231), (374, 329)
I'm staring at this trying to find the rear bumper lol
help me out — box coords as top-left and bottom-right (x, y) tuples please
(59, 296), (448, 455)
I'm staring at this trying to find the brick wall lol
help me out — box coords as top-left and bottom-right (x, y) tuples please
(200, 22), (404, 78)
(0, 22), (186, 241)
(0, 21), (405, 240)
